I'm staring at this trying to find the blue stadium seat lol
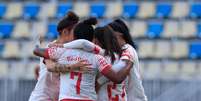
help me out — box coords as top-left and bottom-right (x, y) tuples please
(147, 22), (163, 38)
(190, 3), (201, 18)
(123, 2), (138, 18)
(197, 23), (201, 38)
(156, 3), (172, 18)
(0, 3), (6, 18)
(0, 22), (14, 38)
(23, 3), (40, 19)
(56, 3), (72, 18)
(46, 23), (58, 39)
(189, 42), (201, 58)
(90, 3), (106, 18)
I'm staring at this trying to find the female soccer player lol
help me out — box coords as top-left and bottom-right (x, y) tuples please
(109, 19), (148, 101)
(53, 19), (148, 101)
(33, 18), (133, 101)
(29, 11), (85, 101)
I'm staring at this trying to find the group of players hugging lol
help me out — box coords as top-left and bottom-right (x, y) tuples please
(29, 11), (148, 101)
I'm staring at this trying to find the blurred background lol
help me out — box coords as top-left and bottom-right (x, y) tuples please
(0, 0), (201, 101)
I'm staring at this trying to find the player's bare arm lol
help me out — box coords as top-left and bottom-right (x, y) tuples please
(45, 59), (92, 73)
(103, 60), (133, 84)
(33, 47), (92, 73)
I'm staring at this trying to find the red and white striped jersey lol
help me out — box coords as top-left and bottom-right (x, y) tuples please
(45, 47), (112, 101)
(97, 55), (128, 101)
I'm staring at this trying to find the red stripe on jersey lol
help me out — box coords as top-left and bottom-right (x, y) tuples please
(121, 53), (131, 60)
(100, 64), (111, 75)
(44, 49), (50, 59)
(107, 84), (119, 101)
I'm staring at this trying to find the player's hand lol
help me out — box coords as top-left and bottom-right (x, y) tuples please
(48, 43), (64, 48)
(72, 60), (93, 73)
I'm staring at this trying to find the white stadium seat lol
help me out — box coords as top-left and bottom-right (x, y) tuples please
(172, 2), (189, 18)
(0, 61), (8, 77)
(10, 62), (26, 78)
(171, 41), (188, 58)
(130, 20), (146, 38)
(32, 22), (47, 38)
(138, 41), (154, 58)
(162, 61), (180, 79)
(144, 61), (161, 79)
(3, 41), (20, 58)
(180, 61), (196, 79)
(138, 2), (155, 18)
(13, 21), (30, 38)
(163, 20), (179, 38)
(154, 41), (171, 58)
(39, 3), (56, 18)
(105, 2), (122, 18)
(25, 61), (38, 79)
(73, 2), (90, 18)
(179, 20), (196, 38)
(5, 3), (22, 19)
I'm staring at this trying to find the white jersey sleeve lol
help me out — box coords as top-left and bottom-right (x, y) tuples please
(63, 39), (105, 55)
(95, 55), (112, 75)
(45, 47), (66, 60)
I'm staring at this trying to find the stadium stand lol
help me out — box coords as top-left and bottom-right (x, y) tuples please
(0, 1), (201, 101)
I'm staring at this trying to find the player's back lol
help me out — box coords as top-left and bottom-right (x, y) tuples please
(57, 49), (104, 101)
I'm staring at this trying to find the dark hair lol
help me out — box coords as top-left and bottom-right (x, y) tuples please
(74, 17), (97, 41)
(57, 11), (79, 35)
(94, 26), (122, 63)
(109, 19), (137, 49)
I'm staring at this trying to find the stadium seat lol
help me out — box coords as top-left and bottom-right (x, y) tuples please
(189, 42), (201, 58)
(13, 21), (30, 38)
(172, 2), (189, 18)
(162, 61), (180, 78)
(56, 3), (72, 18)
(163, 20), (179, 38)
(146, 22), (163, 38)
(137, 2), (155, 18)
(5, 3), (22, 19)
(105, 2), (122, 18)
(0, 22), (14, 38)
(138, 41), (154, 58)
(0, 3), (6, 18)
(90, 3), (106, 18)
(10, 62), (26, 78)
(25, 61), (38, 79)
(0, 61), (8, 77)
(122, 2), (138, 18)
(23, 3), (40, 19)
(171, 41), (188, 58)
(154, 41), (171, 58)
(179, 20), (196, 38)
(73, 2), (89, 18)
(32, 22), (47, 38)
(39, 3), (56, 18)
(156, 2), (172, 18)
(3, 41), (20, 58)
(21, 42), (35, 58)
(180, 61), (196, 78)
(190, 3), (201, 18)
(46, 23), (58, 39)
(197, 22), (201, 38)
(130, 20), (147, 38)
(144, 61), (161, 79)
